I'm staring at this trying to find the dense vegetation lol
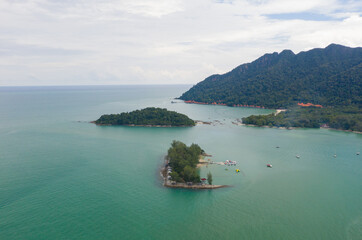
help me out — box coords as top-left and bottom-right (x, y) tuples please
(167, 141), (203, 183)
(242, 106), (362, 132)
(180, 44), (361, 108)
(95, 107), (195, 126)
(179, 44), (362, 131)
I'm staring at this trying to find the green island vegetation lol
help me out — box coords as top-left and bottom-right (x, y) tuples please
(94, 107), (195, 126)
(207, 172), (213, 185)
(167, 141), (204, 183)
(179, 44), (362, 131)
(243, 106), (362, 131)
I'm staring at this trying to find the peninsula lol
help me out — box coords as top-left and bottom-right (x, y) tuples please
(179, 44), (362, 132)
(93, 107), (195, 127)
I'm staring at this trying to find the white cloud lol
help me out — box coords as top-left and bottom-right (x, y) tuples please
(0, 0), (361, 86)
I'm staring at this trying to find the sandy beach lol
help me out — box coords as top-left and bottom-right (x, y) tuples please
(275, 109), (287, 115)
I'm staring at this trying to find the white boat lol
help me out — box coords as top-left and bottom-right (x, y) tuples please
(224, 160), (237, 166)
(296, 155), (300, 159)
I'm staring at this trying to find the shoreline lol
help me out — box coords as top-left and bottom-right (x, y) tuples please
(182, 101), (361, 134)
(164, 182), (227, 189)
(90, 121), (194, 127)
(242, 123), (361, 134)
(161, 156), (228, 190)
(183, 100), (267, 109)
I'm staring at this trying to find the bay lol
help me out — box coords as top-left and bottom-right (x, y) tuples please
(0, 85), (361, 240)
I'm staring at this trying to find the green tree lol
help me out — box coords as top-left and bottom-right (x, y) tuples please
(170, 172), (182, 182)
(182, 166), (199, 183)
(167, 140), (203, 183)
(207, 172), (213, 185)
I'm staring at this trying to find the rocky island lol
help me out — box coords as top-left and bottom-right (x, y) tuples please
(93, 107), (195, 127)
(162, 140), (226, 189)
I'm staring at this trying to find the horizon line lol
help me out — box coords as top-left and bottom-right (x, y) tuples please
(0, 83), (194, 88)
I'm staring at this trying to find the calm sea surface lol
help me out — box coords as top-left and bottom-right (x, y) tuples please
(0, 85), (361, 240)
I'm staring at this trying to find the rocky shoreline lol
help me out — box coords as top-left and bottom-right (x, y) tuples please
(241, 122), (361, 134)
(90, 121), (193, 127)
(161, 158), (228, 190)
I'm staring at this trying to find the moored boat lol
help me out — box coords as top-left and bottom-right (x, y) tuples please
(224, 160), (237, 166)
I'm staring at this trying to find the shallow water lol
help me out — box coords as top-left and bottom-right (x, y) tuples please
(0, 85), (361, 240)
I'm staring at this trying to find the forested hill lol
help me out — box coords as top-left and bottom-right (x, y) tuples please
(94, 107), (195, 126)
(179, 44), (362, 109)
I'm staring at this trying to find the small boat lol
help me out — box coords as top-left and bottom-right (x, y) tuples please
(267, 164), (272, 168)
(236, 169), (240, 173)
(276, 146), (280, 148)
(333, 154), (337, 158)
(357, 152), (360, 155)
(224, 160), (237, 166)
(296, 155), (300, 159)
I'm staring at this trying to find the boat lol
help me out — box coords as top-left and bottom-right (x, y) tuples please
(333, 154), (337, 158)
(267, 164), (272, 168)
(236, 169), (240, 173)
(296, 155), (300, 159)
(224, 160), (237, 166)
(276, 146), (280, 148)
(357, 152), (360, 155)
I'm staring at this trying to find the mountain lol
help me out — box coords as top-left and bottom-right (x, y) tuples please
(179, 44), (362, 109)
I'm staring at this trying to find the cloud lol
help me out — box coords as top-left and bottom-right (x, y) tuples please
(0, 0), (361, 86)
(7, 0), (184, 19)
(0, 39), (90, 57)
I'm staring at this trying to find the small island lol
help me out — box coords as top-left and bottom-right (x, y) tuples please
(93, 107), (195, 127)
(162, 140), (226, 189)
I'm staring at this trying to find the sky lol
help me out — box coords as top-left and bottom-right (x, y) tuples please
(0, 0), (361, 86)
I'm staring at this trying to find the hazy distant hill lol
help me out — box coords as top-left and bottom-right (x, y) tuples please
(179, 44), (362, 109)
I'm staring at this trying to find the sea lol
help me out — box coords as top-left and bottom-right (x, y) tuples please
(0, 85), (361, 240)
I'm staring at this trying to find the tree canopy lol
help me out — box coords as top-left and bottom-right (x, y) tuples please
(95, 107), (195, 126)
(179, 44), (362, 131)
(167, 140), (204, 183)
(179, 44), (361, 109)
(207, 172), (213, 185)
(242, 106), (362, 132)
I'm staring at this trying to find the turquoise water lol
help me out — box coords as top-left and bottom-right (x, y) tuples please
(0, 85), (361, 240)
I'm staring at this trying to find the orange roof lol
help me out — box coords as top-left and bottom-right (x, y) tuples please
(298, 102), (323, 108)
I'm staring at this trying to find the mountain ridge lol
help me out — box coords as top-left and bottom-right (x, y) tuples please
(179, 44), (362, 109)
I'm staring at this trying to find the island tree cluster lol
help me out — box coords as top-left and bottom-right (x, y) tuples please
(167, 140), (203, 183)
(95, 107), (195, 126)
